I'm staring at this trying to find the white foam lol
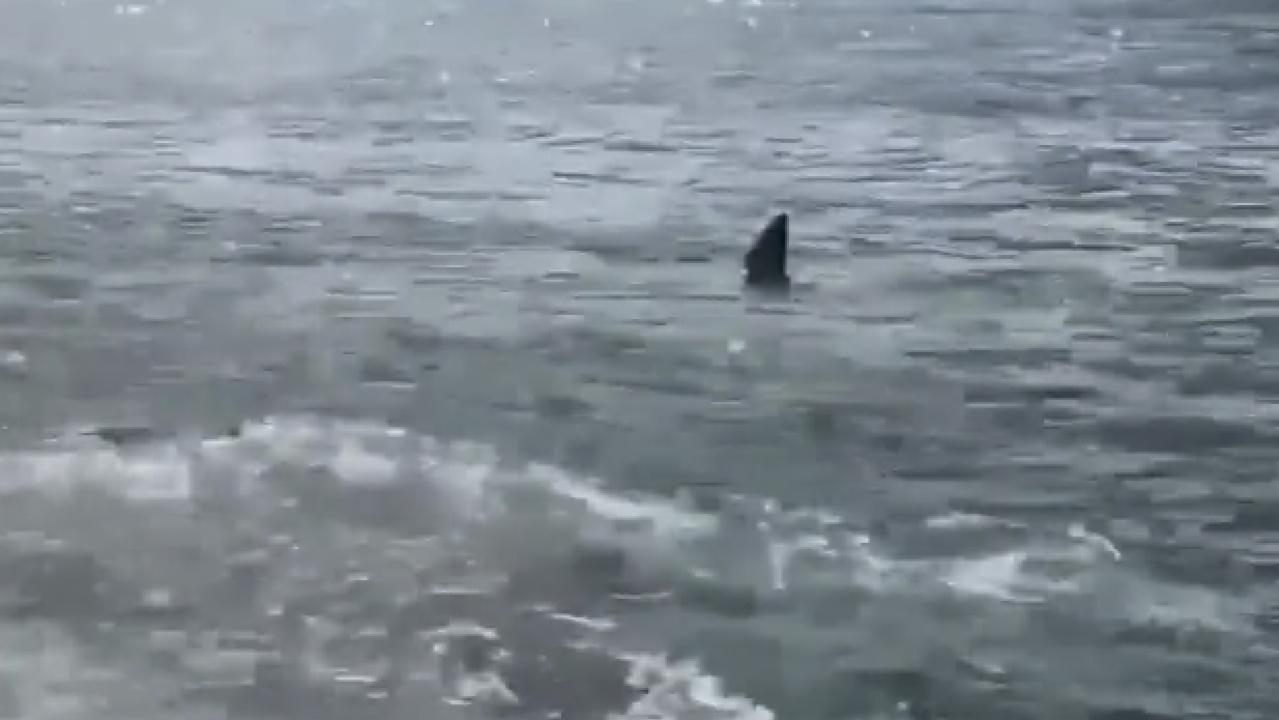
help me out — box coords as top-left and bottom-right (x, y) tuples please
(0, 412), (1256, 720)
(329, 442), (399, 487)
(1067, 522), (1122, 561)
(0, 415), (1137, 618)
(450, 669), (519, 707)
(924, 511), (1021, 531)
(518, 462), (718, 540)
(547, 612), (619, 633)
(936, 522), (1125, 604)
(0, 443), (193, 501)
(942, 551), (1045, 603)
(614, 653), (775, 720)
(7, 415), (712, 539)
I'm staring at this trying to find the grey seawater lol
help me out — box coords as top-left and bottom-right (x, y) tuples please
(1, 0), (1279, 717)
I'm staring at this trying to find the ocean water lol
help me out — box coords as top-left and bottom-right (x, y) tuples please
(1, 0), (1279, 718)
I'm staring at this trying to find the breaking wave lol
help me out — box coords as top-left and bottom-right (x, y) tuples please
(0, 415), (1253, 719)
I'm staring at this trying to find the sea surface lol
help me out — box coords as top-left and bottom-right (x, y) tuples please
(2, 0), (1279, 718)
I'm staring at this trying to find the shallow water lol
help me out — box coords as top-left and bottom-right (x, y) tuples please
(2, 0), (1279, 718)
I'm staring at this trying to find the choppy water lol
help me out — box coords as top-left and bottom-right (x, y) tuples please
(2, 0), (1279, 718)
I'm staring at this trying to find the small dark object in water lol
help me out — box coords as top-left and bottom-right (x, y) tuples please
(744, 212), (790, 289)
(86, 423), (242, 447)
(85, 425), (155, 447)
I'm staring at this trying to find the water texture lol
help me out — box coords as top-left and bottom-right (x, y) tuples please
(1, 0), (1278, 718)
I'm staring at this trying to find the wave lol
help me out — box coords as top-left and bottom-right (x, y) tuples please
(0, 414), (1252, 719)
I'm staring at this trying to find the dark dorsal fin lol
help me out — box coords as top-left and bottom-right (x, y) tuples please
(744, 212), (790, 289)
